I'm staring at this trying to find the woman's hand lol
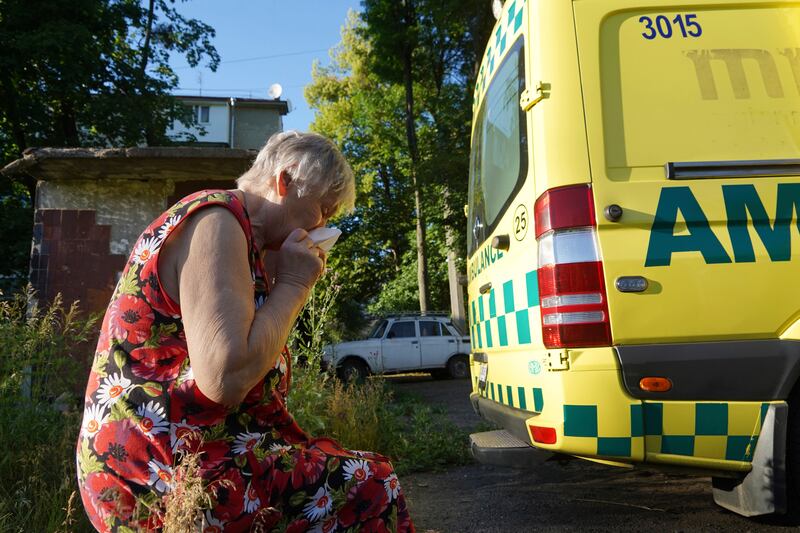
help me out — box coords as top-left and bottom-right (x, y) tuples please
(276, 228), (326, 291)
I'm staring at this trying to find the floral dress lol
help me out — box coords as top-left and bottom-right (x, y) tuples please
(76, 190), (414, 532)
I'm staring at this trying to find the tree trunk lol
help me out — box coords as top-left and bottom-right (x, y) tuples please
(401, 0), (430, 314)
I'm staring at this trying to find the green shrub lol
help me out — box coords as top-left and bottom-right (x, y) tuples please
(0, 287), (97, 532)
(288, 279), (470, 475)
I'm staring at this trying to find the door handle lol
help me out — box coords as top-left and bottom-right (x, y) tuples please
(411, 340), (418, 344)
(491, 234), (510, 251)
(448, 339), (455, 343)
(479, 282), (492, 294)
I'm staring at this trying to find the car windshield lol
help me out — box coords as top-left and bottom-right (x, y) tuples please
(446, 321), (466, 336)
(368, 320), (388, 339)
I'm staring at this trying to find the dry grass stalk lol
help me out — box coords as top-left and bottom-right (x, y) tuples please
(162, 451), (212, 533)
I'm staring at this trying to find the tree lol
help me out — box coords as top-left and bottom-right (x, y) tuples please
(0, 0), (219, 293)
(306, 4), (495, 331)
(360, 0), (433, 314)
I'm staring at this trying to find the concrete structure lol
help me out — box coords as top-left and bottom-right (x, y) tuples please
(1, 147), (256, 315)
(167, 95), (290, 149)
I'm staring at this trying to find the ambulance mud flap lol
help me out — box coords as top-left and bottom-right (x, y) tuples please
(469, 393), (553, 468)
(711, 403), (788, 517)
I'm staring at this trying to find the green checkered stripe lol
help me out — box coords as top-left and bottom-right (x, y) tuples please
(469, 269), (539, 349)
(562, 402), (770, 461)
(473, 0), (526, 111)
(480, 379), (544, 413)
(562, 404), (643, 458)
(642, 402), (769, 462)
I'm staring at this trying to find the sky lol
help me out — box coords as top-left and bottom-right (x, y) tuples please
(170, 1), (361, 132)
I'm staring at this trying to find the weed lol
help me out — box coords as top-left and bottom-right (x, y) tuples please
(0, 288), (97, 532)
(161, 451), (213, 533)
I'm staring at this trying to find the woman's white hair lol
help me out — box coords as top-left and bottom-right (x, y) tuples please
(237, 130), (355, 215)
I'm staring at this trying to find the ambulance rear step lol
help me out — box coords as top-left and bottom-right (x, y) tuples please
(470, 429), (552, 468)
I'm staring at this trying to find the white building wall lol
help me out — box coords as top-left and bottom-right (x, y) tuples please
(167, 102), (230, 144)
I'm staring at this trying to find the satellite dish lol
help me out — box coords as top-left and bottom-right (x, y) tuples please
(268, 83), (283, 100)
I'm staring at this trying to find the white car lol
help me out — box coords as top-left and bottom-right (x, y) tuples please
(322, 315), (471, 381)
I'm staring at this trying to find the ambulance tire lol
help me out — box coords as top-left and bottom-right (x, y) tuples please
(447, 355), (469, 379)
(786, 387), (800, 522)
(338, 358), (368, 384)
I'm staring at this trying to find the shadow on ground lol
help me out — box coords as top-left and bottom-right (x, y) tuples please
(385, 375), (793, 532)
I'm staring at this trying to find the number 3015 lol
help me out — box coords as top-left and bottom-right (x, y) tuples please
(639, 14), (702, 40)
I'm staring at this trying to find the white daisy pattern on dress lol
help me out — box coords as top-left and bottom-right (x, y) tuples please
(201, 511), (224, 533)
(308, 514), (339, 533)
(157, 215), (182, 240)
(384, 473), (400, 500)
(232, 431), (264, 455)
(243, 481), (260, 513)
(169, 420), (200, 453)
(268, 442), (293, 454)
(342, 459), (372, 483)
(136, 400), (169, 437)
(132, 236), (161, 265)
(96, 373), (132, 407)
(304, 485), (333, 522)
(148, 459), (174, 493)
(81, 403), (108, 437)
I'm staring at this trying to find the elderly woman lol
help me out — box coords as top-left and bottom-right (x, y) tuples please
(77, 131), (414, 532)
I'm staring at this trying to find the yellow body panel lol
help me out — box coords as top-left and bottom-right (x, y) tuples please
(467, 0), (800, 474)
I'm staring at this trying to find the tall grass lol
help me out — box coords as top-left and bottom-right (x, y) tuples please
(288, 277), (471, 474)
(0, 287), (97, 532)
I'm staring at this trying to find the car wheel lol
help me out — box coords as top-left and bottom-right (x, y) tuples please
(447, 355), (469, 379)
(338, 359), (368, 384)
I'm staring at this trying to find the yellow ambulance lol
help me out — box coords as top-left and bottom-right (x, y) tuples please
(467, 0), (800, 517)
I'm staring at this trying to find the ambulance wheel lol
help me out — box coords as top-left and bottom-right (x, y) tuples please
(338, 359), (368, 384)
(785, 387), (800, 522)
(447, 355), (469, 379)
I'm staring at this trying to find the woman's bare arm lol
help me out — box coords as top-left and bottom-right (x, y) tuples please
(167, 207), (321, 407)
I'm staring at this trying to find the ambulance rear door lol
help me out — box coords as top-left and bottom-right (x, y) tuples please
(573, 0), (800, 345)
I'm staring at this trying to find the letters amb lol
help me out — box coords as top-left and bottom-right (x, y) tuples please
(645, 184), (800, 267)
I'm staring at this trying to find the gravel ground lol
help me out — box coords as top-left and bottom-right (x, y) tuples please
(385, 375), (793, 533)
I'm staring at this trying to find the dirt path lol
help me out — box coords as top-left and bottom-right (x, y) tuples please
(386, 375), (790, 532)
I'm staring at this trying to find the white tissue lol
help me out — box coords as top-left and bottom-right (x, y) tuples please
(307, 227), (342, 252)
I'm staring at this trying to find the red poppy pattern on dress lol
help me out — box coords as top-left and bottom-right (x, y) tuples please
(76, 190), (415, 532)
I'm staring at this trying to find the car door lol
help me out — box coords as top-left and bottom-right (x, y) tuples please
(381, 320), (421, 372)
(418, 320), (454, 367)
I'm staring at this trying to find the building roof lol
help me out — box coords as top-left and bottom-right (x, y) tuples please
(1, 147), (257, 181)
(175, 94), (290, 114)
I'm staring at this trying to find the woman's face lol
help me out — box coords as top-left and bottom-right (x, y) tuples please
(284, 190), (337, 233)
(259, 168), (340, 249)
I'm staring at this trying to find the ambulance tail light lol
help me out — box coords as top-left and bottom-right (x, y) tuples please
(534, 185), (611, 349)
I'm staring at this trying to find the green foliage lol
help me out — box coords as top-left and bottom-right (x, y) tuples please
(0, 289), (97, 532)
(0, 0), (220, 288)
(0, 287), (98, 405)
(0, 0), (219, 154)
(307, 4), (494, 329)
(288, 281), (470, 474)
(0, 179), (33, 295)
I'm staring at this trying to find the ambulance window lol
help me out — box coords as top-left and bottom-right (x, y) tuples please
(468, 38), (527, 257)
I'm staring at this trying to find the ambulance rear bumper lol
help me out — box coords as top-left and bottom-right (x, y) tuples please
(470, 392), (537, 445)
